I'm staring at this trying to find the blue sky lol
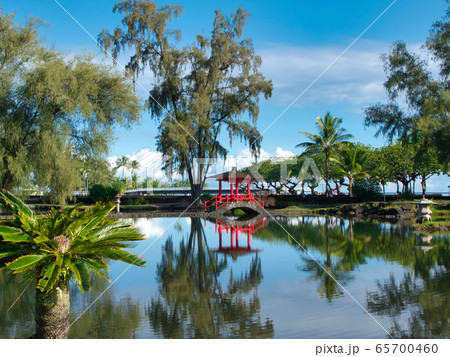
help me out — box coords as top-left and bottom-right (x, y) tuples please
(2, 0), (449, 191)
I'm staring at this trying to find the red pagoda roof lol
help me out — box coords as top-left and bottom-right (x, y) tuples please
(207, 166), (263, 181)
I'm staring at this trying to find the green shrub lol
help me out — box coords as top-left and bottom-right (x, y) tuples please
(352, 179), (383, 201)
(398, 190), (414, 200)
(202, 193), (214, 200)
(124, 197), (148, 205)
(233, 208), (246, 216)
(89, 184), (119, 203)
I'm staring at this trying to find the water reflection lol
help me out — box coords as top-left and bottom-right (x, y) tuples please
(148, 217), (274, 338)
(1, 215), (449, 338)
(68, 276), (141, 338)
(252, 216), (450, 338)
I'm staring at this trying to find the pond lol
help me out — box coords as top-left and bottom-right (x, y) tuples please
(1, 215), (449, 338)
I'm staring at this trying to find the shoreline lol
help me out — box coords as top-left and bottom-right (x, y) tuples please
(2, 201), (448, 233)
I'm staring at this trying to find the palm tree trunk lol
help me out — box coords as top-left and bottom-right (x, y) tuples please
(325, 154), (330, 197)
(349, 176), (353, 198)
(35, 283), (70, 339)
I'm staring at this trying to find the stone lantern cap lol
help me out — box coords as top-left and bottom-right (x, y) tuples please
(415, 199), (434, 205)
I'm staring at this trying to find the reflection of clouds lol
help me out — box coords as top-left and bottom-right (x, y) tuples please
(184, 217), (191, 225)
(133, 218), (167, 238)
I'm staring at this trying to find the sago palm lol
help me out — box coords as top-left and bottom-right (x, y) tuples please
(0, 190), (145, 339)
(331, 143), (369, 197)
(296, 113), (352, 196)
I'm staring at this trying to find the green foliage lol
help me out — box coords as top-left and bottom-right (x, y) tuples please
(99, 1), (272, 201)
(0, 190), (145, 294)
(364, 7), (450, 164)
(0, 11), (141, 204)
(331, 143), (369, 197)
(352, 179), (383, 202)
(124, 197), (148, 206)
(89, 184), (119, 203)
(297, 113), (353, 194)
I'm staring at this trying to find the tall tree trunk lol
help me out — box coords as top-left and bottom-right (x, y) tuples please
(325, 154), (330, 197)
(1, 170), (13, 190)
(421, 175), (426, 199)
(190, 183), (203, 206)
(35, 283), (70, 339)
(348, 176), (353, 198)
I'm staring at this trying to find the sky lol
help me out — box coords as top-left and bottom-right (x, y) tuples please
(2, 0), (449, 192)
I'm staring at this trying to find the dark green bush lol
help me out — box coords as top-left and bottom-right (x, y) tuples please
(124, 197), (148, 205)
(89, 184), (119, 203)
(201, 193), (214, 200)
(352, 179), (383, 201)
(398, 190), (414, 200)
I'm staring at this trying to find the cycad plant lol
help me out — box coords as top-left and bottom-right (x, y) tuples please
(296, 113), (352, 196)
(0, 190), (146, 339)
(331, 143), (369, 197)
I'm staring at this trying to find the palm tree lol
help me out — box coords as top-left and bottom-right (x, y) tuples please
(331, 143), (369, 197)
(296, 113), (352, 196)
(129, 160), (140, 174)
(129, 160), (140, 189)
(0, 190), (145, 339)
(115, 156), (130, 178)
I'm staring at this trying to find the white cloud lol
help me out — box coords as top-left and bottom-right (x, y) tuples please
(258, 40), (411, 108)
(108, 146), (297, 182)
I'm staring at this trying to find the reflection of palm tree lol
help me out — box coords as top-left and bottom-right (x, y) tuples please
(333, 220), (367, 271)
(301, 217), (353, 301)
(148, 218), (274, 338)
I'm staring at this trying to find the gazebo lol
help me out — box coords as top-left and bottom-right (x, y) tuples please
(204, 167), (264, 211)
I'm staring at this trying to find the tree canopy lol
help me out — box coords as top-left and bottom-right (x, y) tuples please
(0, 11), (142, 203)
(364, 6), (450, 164)
(99, 0), (272, 202)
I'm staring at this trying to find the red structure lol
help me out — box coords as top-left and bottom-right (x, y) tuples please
(212, 218), (265, 258)
(204, 167), (264, 211)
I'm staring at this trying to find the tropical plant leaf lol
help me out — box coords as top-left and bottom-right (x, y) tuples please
(1, 232), (34, 243)
(101, 249), (146, 267)
(6, 254), (48, 272)
(73, 260), (90, 292)
(0, 226), (22, 234)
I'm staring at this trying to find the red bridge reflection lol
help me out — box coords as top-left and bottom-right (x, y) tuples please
(209, 218), (265, 259)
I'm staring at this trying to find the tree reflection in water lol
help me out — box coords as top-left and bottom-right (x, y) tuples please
(253, 216), (450, 337)
(148, 217), (274, 338)
(367, 239), (450, 338)
(0, 270), (141, 338)
(0, 270), (35, 338)
(68, 276), (142, 338)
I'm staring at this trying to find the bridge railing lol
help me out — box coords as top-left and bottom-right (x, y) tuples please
(204, 193), (264, 211)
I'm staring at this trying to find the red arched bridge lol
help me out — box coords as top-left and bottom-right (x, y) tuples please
(204, 167), (265, 215)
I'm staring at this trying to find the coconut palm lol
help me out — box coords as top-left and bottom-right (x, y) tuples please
(129, 160), (140, 174)
(331, 143), (369, 197)
(115, 156), (130, 178)
(0, 190), (145, 339)
(296, 113), (352, 196)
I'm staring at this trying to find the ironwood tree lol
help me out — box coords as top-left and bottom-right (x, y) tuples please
(0, 12), (141, 203)
(99, 0), (272, 203)
(364, 6), (450, 165)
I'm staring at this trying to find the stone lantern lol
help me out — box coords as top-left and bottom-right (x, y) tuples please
(415, 199), (433, 223)
(115, 195), (121, 213)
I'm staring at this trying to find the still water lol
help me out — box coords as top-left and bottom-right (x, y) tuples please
(1, 216), (449, 338)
